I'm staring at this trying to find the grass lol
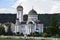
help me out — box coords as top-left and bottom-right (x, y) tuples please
(0, 38), (34, 40)
(0, 38), (21, 40)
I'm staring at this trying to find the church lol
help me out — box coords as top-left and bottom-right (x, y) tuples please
(11, 5), (44, 35)
(4, 5), (44, 34)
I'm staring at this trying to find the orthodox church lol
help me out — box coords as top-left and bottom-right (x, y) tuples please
(11, 5), (44, 34)
(2, 5), (44, 35)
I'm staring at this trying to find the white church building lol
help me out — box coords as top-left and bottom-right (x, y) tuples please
(10, 5), (44, 34)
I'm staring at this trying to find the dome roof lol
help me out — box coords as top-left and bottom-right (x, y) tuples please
(28, 9), (37, 15)
(17, 5), (23, 8)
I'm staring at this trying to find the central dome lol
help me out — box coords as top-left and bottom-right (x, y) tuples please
(17, 5), (23, 11)
(17, 5), (23, 8)
(28, 9), (37, 15)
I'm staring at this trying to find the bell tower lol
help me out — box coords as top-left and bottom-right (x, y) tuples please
(17, 5), (23, 22)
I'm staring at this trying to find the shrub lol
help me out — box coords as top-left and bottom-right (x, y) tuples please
(0, 25), (5, 35)
(41, 33), (48, 37)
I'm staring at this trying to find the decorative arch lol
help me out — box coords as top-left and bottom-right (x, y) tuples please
(25, 20), (37, 34)
(28, 22), (33, 24)
(27, 20), (35, 24)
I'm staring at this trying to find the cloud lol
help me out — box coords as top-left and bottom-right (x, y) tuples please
(49, 2), (60, 13)
(0, 8), (16, 14)
(0, 0), (60, 14)
(12, 0), (55, 14)
(12, 0), (27, 8)
(0, 0), (59, 14)
(12, 0), (49, 8)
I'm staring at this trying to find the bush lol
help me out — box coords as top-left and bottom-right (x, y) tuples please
(51, 34), (60, 38)
(0, 25), (5, 35)
(27, 32), (41, 37)
(13, 33), (24, 36)
(41, 33), (48, 37)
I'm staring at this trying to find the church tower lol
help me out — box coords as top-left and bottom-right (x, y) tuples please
(17, 5), (23, 22)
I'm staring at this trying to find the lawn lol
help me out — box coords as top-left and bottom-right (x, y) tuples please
(0, 38), (33, 40)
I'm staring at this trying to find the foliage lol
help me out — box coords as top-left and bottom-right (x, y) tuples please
(0, 38), (26, 40)
(27, 32), (41, 37)
(44, 16), (59, 36)
(0, 14), (16, 24)
(44, 26), (60, 36)
(50, 16), (57, 27)
(41, 33), (48, 37)
(51, 34), (60, 38)
(0, 25), (5, 35)
(0, 38), (34, 40)
(7, 26), (13, 35)
(0, 14), (60, 26)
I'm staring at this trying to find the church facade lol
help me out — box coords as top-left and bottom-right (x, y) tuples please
(10, 5), (43, 35)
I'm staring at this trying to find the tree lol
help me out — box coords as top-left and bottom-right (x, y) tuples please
(45, 26), (55, 36)
(49, 16), (58, 35)
(0, 25), (5, 35)
(7, 26), (12, 35)
(50, 16), (57, 27)
(45, 16), (59, 36)
(41, 33), (48, 37)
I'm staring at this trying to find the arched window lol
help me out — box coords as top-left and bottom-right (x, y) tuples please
(28, 22), (33, 24)
(36, 28), (39, 30)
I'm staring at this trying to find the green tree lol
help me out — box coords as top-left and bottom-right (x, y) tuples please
(50, 16), (57, 27)
(0, 25), (5, 35)
(41, 33), (48, 37)
(7, 26), (12, 35)
(49, 16), (58, 34)
(45, 26), (55, 36)
(45, 16), (59, 36)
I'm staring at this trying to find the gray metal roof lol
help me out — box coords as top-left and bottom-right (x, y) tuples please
(17, 5), (23, 8)
(28, 9), (37, 15)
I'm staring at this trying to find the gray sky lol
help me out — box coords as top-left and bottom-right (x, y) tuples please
(0, 0), (60, 14)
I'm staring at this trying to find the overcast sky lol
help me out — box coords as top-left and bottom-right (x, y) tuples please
(0, 0), (60, 14)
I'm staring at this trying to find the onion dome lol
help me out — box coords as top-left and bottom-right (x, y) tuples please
(17, 5), (23, 8)
(17, 5), (23, 11)
(28, 9), (37, 15)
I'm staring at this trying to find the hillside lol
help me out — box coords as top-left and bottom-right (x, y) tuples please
(0, 14), (60, 26)
(24, 14), (60, 26)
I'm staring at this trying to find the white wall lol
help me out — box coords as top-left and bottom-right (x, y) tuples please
(27, 24), (35, 33)
(3, 24), (8, 32)
(37, 24), (43, 33)
(11, 23), (15, 33)
(19, 24), (25, 34)
(28, 15), (38, 21)
(18, 11), (23, 22)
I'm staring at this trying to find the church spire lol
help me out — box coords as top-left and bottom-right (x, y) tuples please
(32, 6), (34, 10)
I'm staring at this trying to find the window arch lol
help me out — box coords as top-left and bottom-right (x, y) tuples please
(27, 20), (35, 24)
(28, 22), (33, 24)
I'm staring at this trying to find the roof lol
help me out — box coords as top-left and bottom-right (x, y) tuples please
(28, 9), (37, 15)
(17, 5), (23, 8)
